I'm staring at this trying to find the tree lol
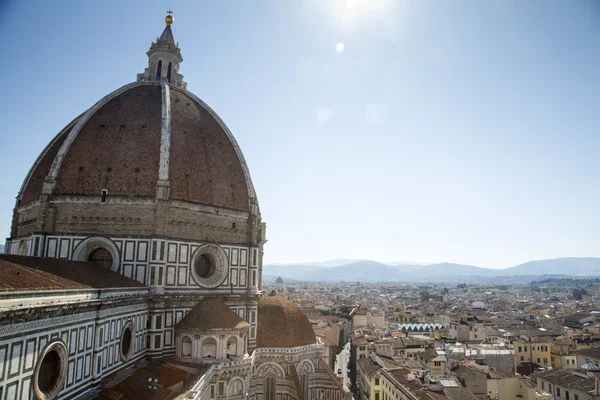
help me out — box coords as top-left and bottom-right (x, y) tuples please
(573, 288), (588, 300)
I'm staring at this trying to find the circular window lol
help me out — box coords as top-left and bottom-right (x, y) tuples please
(190, 245), (228, 288)
(195, 254), (216, 278)
(33, 340), (68, 400)
(38, 352), (60, 392)
(88, 247), (113, 269)
(72, 237), (120, 271)
(120, 321), (135, 362)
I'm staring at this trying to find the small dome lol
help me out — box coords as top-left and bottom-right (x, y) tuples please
(275, 276), (284, 283)
(257, 293), (316, 348)
(176, 297), (249, 331)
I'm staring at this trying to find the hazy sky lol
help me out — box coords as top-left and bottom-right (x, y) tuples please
(1, 1), (599, 268)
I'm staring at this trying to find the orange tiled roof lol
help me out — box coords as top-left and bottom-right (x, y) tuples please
(176, 297), (249, 331)
(0, 255), (144, 292)
(257, 293), (316, 348)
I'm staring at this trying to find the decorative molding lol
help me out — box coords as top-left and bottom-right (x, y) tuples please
(256, 362), (285, 379)
(189, 244), (229, 289)
(297, 359), (315, 375)
(0, 312), (96, 336)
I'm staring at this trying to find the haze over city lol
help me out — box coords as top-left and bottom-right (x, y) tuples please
(1, 1), (599, 268)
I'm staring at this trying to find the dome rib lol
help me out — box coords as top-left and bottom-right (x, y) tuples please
(168, 86), (253, 211)
(158, 83), (171, 182)
(18, 114), (82, 206)
(170, 86), (257, 203)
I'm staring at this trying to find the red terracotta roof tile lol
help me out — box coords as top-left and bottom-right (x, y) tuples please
(0, 255), (144, 292)
(257, 294), (316, 348)
(175, 297), (249, 331)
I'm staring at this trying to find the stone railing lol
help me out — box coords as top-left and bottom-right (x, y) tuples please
(182, 364), (217, 399)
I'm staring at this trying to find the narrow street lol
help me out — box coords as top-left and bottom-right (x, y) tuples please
(335, 341), (352, 392)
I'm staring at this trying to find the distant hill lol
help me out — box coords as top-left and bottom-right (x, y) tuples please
(497, 258), (600, 276)
(387, 261), (432, 266)
(263, 257), (600, 283)
(263, 260), (396, 282)
(0, 244), (4, 254)
(267, 259), (367, 268)
(302, 261), (404, 282)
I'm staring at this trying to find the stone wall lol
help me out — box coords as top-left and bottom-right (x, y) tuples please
(0, 301), (148, 400)
(13, 195), (262, 247)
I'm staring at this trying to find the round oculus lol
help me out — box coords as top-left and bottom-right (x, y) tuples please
(190, 244), (229, 288)
(120, 321), (135, 361)
(33, 340), (68, 400)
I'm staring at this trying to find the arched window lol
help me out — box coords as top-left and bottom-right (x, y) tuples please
(226, 336), (237, 358)
(265, 375), (276, 400)
(167, 62), (172, 82)
(88, 248), (113, 269)
(156, 59), (163, 80)
(182, 336), (192, 357)
(228, 379), (244, 396)
(202, 338), (217, 358)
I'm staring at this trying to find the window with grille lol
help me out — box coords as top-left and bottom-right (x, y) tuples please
(88, 248), (113, 269)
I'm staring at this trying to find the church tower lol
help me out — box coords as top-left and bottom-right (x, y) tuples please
(137, 10), (187, 89)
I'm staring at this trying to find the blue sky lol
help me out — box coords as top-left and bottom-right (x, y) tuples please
(1, 0), (599, 268)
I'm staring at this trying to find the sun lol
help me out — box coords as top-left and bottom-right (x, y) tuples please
(332, 0), (392, 24)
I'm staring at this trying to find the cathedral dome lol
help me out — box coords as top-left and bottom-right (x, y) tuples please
(257, 292), (316, 348)
(20, 82), (253, 211)
(11, 15), (264, 245)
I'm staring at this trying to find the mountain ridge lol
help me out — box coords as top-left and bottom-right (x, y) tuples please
(264, 257), (600, 283)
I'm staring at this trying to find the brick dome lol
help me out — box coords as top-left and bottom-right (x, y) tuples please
(19, 82), (254, 212)
(10, 16), (264, 247)
(257, 293), (316, 348)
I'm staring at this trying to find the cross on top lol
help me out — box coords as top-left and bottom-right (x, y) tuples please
(167, 9), (173, 16)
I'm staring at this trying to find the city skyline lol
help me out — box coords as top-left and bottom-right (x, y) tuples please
(1, 1), (599, 269)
